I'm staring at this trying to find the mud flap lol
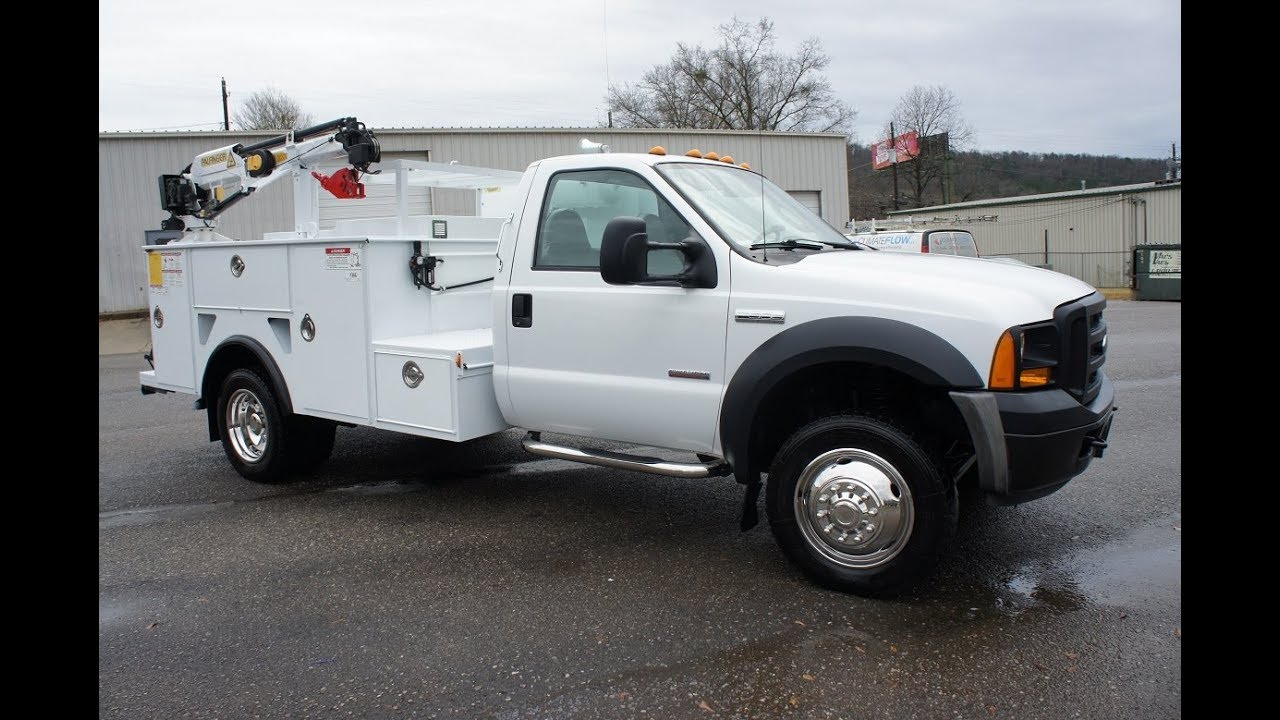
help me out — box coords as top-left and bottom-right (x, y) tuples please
(739, 476), (762, 531)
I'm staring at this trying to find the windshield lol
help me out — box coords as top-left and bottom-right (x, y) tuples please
(930, 231), (979, 257)
(657, 162), (852, 262)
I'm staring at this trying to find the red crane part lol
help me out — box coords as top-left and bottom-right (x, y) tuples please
(311, 168), (366, 199)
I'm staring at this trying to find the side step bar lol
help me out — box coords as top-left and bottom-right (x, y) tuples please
(522, 432), (731, 479)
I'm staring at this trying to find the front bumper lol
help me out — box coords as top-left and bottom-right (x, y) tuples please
(950, 375), (1116, 504)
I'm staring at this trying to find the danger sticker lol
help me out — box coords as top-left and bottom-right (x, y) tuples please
(325, 247), (361, 270)
(151, 251), (185, 294)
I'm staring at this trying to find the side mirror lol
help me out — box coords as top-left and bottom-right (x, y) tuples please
(599, 216), (717, 288)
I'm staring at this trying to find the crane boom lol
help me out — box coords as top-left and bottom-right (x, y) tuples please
(157, 117), (380, 231)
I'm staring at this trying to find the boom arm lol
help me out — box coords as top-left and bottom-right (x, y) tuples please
(157, 117), (380, 230)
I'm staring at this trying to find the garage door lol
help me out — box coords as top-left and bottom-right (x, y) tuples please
(787, 190), (821, 216)
(318, 151), (431, 230)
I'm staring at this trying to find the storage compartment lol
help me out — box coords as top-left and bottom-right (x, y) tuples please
(374, 352), (454, 433)
(286, 242), (370, 421)
(192, 245), (291, 311)
(144, 248), (195, 391)
(371, 329), (508, 441)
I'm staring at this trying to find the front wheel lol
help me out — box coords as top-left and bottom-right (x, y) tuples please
(766, 414), (957, 598)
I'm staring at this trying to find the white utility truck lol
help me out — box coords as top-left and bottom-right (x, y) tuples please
(140, 118), (1116, 597)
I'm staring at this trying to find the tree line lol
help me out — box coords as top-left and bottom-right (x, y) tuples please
(847, 145), (1171, 219)
(232, 15), (1174, 219)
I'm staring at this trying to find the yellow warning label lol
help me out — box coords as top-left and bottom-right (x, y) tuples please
(148, 252), (163, 287)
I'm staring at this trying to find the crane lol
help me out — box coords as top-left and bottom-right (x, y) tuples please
(157, 117), (380, 231)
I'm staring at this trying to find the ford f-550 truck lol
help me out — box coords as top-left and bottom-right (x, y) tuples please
(140, 118), (1115, 597)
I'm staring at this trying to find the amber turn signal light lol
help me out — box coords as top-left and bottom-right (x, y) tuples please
(989, 330), (1017, 389)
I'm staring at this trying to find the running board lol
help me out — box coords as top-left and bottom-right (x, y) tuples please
(522, 432), (731, 479)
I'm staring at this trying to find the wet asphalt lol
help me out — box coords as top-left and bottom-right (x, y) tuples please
(99, 300), (1181, 719)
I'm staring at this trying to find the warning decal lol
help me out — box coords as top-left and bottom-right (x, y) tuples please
(325, 247), (362, 270)
(151, 251), (185, 294)
(148, 252), (163, 287)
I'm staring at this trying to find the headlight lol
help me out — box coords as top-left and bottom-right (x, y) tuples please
(988, 322), (1059, 390)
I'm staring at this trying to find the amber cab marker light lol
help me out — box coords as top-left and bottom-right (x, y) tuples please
(685, 149), (703, 158)
(649, 146), (667, 155)
(989, 330), (1017, 389)
(1019, 367), (1052, 387)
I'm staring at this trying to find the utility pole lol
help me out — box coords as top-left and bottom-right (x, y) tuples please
(608, 110), (613, 128)
(890, 122), (900, 211)
(942, 131), (951, 205)
(1168, 142), (1180, 180)
(221, 77), (230, 131)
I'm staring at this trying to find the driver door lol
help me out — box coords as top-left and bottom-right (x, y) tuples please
(500, 165), (730, 453)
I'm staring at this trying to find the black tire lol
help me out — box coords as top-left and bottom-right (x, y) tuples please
(290, 416), (336, 474)
(766, 414), (957, 598)
(216, 369), (298, 483)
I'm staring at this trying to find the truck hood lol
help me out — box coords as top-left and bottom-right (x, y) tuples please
(773, 250), (1098, 325)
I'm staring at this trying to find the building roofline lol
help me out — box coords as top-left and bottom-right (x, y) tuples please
(886, 180), (1182, 214)
(99, 126), (849, 140)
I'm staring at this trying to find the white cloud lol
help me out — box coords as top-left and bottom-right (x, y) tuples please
(98, 0), (1181, 157)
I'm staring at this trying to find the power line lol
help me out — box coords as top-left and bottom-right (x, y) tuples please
(108, 121), (227, 132)
(981, 198), (1130, 227)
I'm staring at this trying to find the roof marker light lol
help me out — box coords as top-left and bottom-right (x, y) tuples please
(649, 146), (667, 155)
(685, 149), (703, 158)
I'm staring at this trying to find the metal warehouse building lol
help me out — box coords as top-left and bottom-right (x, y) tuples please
(99, 127), (850, 315)
(885, 180), (1182, 289)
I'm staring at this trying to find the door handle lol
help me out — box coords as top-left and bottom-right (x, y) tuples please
(512, 293), (532, 328)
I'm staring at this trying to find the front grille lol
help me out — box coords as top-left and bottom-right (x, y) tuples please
(1053, 292), (1107, 405)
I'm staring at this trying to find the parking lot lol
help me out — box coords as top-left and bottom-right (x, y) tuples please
(99, 300), (1181, 719)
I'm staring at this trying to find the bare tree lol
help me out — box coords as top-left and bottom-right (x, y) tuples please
(889, 84), (974, 207)
(606, 17), (855, 132)
(233, 87), (314, 130)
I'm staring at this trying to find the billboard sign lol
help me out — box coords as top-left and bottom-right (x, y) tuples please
(872, 130), (920, 170)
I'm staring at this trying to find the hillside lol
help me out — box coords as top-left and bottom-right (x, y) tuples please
(846, 144), (1172, 219)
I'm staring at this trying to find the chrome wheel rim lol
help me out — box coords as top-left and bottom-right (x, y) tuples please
(794, 448), (914, 569)
(226, 388), (269, 463)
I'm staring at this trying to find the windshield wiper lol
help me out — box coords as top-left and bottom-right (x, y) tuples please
(749, 238), (826, 251)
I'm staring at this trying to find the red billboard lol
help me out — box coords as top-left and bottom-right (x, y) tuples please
(872, 130), (919, 170)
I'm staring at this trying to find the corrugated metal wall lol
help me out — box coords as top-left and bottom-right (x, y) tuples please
(100, 128), (849, 314)
(373, 128), (848, 226)
(885, 184), (1181, 288)
(99, 132), (295, 315)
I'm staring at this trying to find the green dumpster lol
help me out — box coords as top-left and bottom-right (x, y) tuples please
(1133, 244), (1181, 301)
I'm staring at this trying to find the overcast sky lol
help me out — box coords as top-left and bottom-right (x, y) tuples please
(98, 0), (1180, 159)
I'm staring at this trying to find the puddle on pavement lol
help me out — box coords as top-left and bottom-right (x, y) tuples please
(1064, 521), (1181, 606)
(332, 457), (604, 493)
(973, 519), (1181, 617)
(98, 501), (223, 529)
(327, 464), (535, 496)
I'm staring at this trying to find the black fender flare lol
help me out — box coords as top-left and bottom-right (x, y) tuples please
(200, 335), (294, 440)
(719, 316), (984, 486)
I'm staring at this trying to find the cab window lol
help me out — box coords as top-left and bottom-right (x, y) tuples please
(534, 169), (696, 274)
